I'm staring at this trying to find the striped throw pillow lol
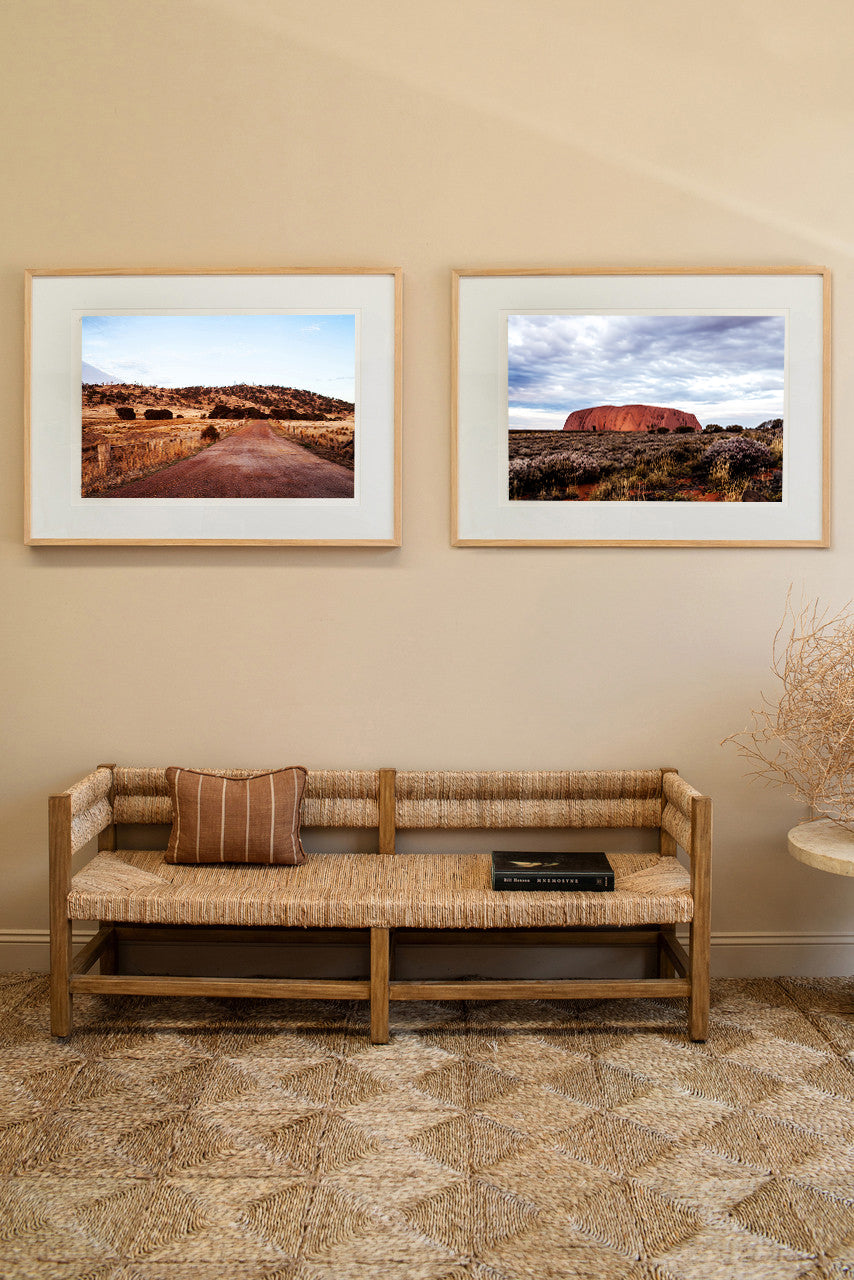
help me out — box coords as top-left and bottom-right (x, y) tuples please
(164, 767), (307, 865)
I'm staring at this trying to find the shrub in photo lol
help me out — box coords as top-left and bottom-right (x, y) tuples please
(703, 437), (775, 477)
(509, 449), (605, 499)
(593, 475), (635, 501)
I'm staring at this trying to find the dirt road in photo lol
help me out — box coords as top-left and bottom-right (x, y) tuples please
(103, 421), (354, 498)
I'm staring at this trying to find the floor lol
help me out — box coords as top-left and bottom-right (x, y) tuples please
(0, 974), (852, 1279)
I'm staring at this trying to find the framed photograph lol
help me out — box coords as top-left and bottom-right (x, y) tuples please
(453, 268), (830, 547)
(26, 268), (401, 545)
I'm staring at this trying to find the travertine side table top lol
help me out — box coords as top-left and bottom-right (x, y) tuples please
(788, 818), (854, 877)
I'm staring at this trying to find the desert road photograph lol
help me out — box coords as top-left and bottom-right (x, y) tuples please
(81, 312), (357, 499)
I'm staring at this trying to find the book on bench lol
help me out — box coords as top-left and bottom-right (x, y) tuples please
(491, 851), (614, 891)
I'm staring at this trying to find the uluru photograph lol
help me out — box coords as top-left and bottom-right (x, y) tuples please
(81, 313), (357, 499)
(508, 314), (785, 501)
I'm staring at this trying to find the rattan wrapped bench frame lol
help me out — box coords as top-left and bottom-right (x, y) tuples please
(49, 765), (711, 1043)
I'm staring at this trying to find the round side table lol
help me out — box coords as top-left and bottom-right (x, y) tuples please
(788, 818), (854, 877)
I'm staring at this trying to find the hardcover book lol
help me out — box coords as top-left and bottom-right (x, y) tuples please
(491, 851), (614, 891)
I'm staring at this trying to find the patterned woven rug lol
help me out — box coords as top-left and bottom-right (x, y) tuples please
(0, 975), (852, 1279)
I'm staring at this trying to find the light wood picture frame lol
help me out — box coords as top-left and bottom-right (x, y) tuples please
(453, 267), (830, 547)
(26, 268), (402, 546)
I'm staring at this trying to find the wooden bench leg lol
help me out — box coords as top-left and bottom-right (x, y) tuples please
(688, 917), (710, 1041)
(50, 918), (73, 1038)
(657, 929), (675, 979)
(49, 794), (73, 1038)
(370, 927), (390, 1044)
(688, 795), (711, 1042)
(98, 921), (117, 975)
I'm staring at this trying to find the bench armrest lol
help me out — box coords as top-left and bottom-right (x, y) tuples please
(661, 772), (711, 862)
(660, 762), (706, 936)
(50, 765), (115, 893)
(49, 766), (114, 1037)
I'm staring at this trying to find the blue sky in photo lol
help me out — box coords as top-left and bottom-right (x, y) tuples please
(508, 314), (785, 430)
(82, 313), (356, 400)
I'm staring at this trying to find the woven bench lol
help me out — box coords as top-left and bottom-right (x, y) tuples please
(50, 766), (711, 1042)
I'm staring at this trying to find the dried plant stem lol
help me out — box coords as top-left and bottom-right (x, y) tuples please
(724, 591), (854, 828)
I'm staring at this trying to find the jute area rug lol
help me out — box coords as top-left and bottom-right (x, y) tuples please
(0, 975), (852, 1280)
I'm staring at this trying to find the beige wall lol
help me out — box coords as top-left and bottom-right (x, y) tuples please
(2, 0), (853, 969)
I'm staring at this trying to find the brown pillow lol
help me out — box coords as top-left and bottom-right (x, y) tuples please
(164, 767), (307, 865)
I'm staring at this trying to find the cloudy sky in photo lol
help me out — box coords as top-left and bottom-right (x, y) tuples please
(507, 313), (785, 430)
(82, 313), (356, 400)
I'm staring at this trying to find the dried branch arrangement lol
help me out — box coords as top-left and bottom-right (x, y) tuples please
(724, 592), (854, 828)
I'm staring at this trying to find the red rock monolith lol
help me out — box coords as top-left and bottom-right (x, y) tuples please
(563, 404), (702, 433)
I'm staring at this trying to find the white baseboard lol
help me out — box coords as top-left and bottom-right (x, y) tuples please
(1, 930), (97, 972)
(704, 932), (854, 977)
(2, 929), (852, 978)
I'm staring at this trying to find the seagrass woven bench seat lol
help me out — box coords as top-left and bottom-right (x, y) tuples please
(67, 850), (694, 929)
(50, 765), (711, 1044)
